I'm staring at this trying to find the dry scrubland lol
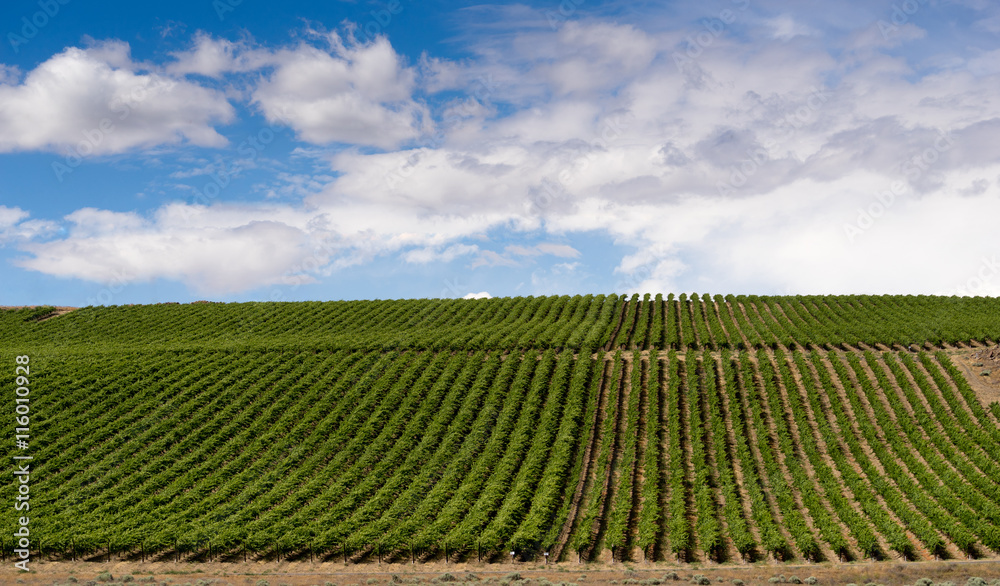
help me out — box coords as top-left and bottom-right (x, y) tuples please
(6, 559), (1000, 586)
(3, 295), (1000, 583)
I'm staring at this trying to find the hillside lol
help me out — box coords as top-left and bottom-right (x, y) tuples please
(3, 294), (1000, 565)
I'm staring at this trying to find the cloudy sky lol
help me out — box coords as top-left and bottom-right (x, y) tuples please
(1, 0), (998, 305)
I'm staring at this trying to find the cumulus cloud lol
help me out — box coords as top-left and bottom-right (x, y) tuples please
(167, 34), (249, 77)
(251, 36), (428, 149)
(764, 15), (817, 41)
(11, 7), (1000, 297)
(0, 206), (57, 244)
(0, 43), (234, 155)
(15, 205), (323, 295)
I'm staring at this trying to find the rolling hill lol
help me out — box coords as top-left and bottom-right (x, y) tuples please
(3, 294), (1000, 565)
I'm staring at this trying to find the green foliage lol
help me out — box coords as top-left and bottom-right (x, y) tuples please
(3, 295), (1000, 563)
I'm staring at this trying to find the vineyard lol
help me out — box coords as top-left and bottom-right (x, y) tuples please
(2, 294), (1000, 566)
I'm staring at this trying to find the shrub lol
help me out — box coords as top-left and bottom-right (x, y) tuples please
(439, 576), (459, 584)
(691, 575), (711, 586)
(966, 580), (988, 586)
(663, 574), (679, 582)
(97, 573), (114, 583)
(914, 580), (933, 586)
(804, 579), (818, 585)
(733, 581), (745, 586)
(789, 577), (802, 584)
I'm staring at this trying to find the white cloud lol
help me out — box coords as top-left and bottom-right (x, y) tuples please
(15, 205), (322, 295)
(251, 37), (428, 149)
(12, 11), (1000, 297)
(0, 206), (29, 230)
(167, 34), (245, 77)
(463, 291), (492, 299)
(764, 15), (817, 41)
(403, 243), (479, 264)
(0, 206), (57, 244)
(0, 65), (20, 85)
(0, 43), (234, 155)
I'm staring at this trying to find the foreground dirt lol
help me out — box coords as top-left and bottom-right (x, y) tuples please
(5, 560), (1000, 586)
(946, 346), (1000, 408)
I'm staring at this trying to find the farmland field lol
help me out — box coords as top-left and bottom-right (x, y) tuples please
(3, 294), (1000, 568)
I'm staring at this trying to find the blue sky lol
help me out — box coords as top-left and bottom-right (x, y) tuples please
(1, 0), (999, 306)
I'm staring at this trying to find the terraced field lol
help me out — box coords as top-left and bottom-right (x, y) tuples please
(2, 295), (1000, 565)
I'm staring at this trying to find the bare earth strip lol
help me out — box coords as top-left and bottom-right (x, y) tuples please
(697, 356), (741, 564)
(822, 351), (964, 559)
(765, 350), (863, 561)
(712, 356), (766, 561)
(9, 558), (1000, 586)
(810, 352), (950, 560)
(733, 354), (799, 561)
(785, 352), (898, 561)
(752, 352), (838, 564)
(555, 358), (613, 562)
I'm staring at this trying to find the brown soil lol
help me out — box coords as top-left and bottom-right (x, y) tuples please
(784, 354), (897, 561)
(9, 558), (1000, 586)
(556, 359), (614, 561)
(712, 357), (766, 560)
(732, 355), (798, 561)
(753, 353), (837, 564)
(812, 352), (954, 559)
(0, 305), (77, 320)
(838, 355), (979, 554)
(945, 347), (1000, 413)
(628, 356), (650, 562)
(696, 357), (740, 564)
(765, 352), (862, 561)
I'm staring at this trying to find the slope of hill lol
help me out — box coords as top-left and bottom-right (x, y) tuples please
(2, 294), (1000, 565)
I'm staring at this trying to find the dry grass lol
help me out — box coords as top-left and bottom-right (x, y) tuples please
(5, 560), (1000, 586)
